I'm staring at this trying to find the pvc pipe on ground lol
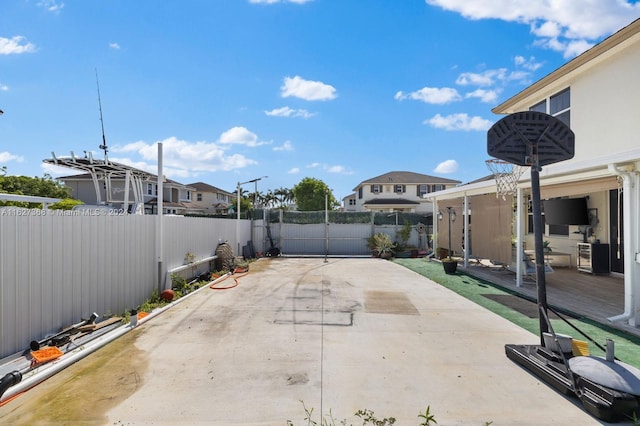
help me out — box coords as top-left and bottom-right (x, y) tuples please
(0, 272), (232, 404)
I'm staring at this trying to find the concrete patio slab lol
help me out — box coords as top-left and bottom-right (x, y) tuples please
(0, 258), (605, 425)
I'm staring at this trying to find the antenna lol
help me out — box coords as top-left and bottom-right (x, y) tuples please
(95, 69), (109, 162)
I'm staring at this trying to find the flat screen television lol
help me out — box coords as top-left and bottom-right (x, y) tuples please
(543, 197), (590, 225)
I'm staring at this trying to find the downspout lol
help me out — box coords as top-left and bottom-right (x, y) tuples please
(432, 198), (439, 258)
(463, 195), (469, 268)
(607, 163), (639, 325)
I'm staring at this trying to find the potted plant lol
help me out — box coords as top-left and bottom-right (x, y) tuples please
(367, 232), (395, 259)
(543, 240), (553, 253)
(442, 255), (458, 274)
(395, 220), (420, 258)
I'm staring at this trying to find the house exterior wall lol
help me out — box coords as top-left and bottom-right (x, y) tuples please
(192, 191), (233, 215)
(431, 19), (640, 326)
(571, 41), (640, 162)
(354, 183), (447, 213)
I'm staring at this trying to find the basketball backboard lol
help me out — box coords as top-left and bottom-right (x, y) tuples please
(487, 111), (575, 167)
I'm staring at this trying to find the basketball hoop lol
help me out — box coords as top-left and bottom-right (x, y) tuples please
(485, 159), (525, 200)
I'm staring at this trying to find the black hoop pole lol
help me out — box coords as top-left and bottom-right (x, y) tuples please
(530, 165), (549, 342)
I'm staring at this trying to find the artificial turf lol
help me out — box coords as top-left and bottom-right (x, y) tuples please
(394, 258), (640, 369)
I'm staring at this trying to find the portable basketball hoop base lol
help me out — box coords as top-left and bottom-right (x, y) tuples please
(487, 111), (640, 422)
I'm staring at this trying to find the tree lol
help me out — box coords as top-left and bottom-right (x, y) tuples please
(292, 177), (339, 211)
(0, 174), (70, 198)
(0, 173), (74, 208)
(274, 187), (294, 208)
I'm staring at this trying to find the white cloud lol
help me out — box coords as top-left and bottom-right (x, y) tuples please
(265, 106), (316, 119)
(465, 88), (500, 103)
(514, 55), (543, 72)
(218, 126), (269, 147)
(536, 37), (595, 59)
(0, 36), (37, 55)
(456, 69), (506, 86)
(425, 0), (640, 57)
(434, 159), (459, 174)
(273, 141), (294, 151)
(37, 0), (64, 12)
(110, 136), (258, 178)
(281, 76), (337, 101)
(288, 167), (301, 174)
(424, 113), (492, 131)
(326, 165), (353, 175)
(109, 42), (121, 50)
(395, 87), (461, 104)
(0, 152), (25, 163)
(531, 21), (562, 38)
(42, 162), (81, 176)
(456, 67), (534, 87)
(0, 84), (8, 91)
(303, 162), (352, 174)
(250, 0), (313, 4)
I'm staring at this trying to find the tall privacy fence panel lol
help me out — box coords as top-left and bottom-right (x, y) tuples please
(261, 210), (433, 256)
(0, 212), (249, 358)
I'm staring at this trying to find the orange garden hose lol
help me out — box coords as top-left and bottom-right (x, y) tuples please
(209, 267), (249, 290)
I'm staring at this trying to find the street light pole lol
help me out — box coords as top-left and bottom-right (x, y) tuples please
(438, 207), (456, 259)
(235, 176), (268, 256)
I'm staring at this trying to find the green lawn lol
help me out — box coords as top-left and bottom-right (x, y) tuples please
(394, 258), (640, 368)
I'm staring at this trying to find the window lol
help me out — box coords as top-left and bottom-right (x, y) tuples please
(530, 100), (546, 113)
(417, 185), (428, 197)
(394, 184), (405, 194)
(528, 87), (570, 127)
(349, 199), (356, 206)
(371, 184), (382, 194)
(358, 187), (363, 199)
(550, 88), (570, 127)
(146, 183), (158, 196)
(197, 193), (202, 202)
(186, 191), (191, 201)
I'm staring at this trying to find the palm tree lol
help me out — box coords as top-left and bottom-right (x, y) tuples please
(263, 190), (277, 209)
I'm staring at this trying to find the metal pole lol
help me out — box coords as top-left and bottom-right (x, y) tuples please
(530, 166), (549, 342)
(447, 207), (452, 259)
(157, 143), (164, 293)
(324, 190), (329, 262)
(236, 182), (241, 256)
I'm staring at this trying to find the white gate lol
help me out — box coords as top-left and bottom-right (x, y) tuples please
(278, 223), (372, 256)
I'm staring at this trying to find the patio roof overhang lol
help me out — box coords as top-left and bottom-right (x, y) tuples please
(426, 146), (640, 202)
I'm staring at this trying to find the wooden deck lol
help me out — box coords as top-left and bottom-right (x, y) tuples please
(460, 260), (640, 338)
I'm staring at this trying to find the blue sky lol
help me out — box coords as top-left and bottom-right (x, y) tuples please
(1, 1), (639, 203)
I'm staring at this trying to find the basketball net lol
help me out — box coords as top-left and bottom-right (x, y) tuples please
(485, 159), (525, 200)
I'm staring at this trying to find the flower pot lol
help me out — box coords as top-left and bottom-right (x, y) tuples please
(442, 260), (458, 274)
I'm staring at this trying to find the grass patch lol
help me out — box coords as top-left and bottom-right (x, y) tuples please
(394, 258), (640, 368)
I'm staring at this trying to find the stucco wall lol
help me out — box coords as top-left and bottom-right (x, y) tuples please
(566, 41), (640, 162)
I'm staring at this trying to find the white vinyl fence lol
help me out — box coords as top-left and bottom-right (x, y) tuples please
(0, 209), (432, 358)
(0, 211), (249, 358)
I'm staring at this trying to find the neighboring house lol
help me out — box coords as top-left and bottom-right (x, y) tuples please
(342, 193), (357, 212)
(428, 18), (640, 327)
(352, 171), (461, 213)
(59, 172), (204, 215)
(188, 182), (234, 215)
